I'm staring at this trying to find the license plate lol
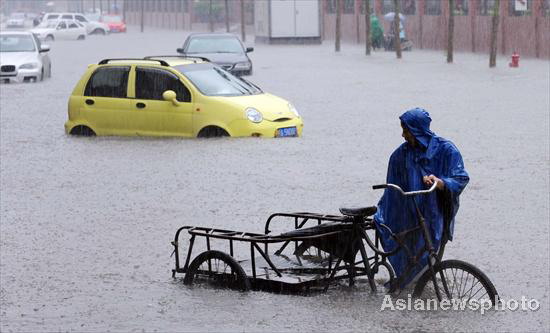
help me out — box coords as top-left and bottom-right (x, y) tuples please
(277, 127), (297, 137)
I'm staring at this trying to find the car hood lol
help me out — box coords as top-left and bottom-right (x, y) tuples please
(30, 27), (53, 34)
(221, 93), (296, 121)
(185, 52), (248, 65)
(0, 51), (39, 66)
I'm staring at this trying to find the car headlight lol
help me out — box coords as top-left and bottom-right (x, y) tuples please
(234, 62), (251, 69)
(245, 107), (263, 123)
(288, 103), (300, 118)
(19, 63), (39, 69)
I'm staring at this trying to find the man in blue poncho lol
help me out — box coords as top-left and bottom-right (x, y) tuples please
(373, 108), (470, 288)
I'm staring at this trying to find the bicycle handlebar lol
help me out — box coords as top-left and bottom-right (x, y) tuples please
(372, 182), (438, 196)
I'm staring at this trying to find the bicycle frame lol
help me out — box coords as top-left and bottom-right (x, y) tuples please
(369, 182), (451, 301)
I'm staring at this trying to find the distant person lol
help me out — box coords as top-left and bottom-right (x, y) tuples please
(373, 108), (470, 288)
(386, 18), (413, 51)
(33, 12), (44, 27)
(370, 14), (384, 50)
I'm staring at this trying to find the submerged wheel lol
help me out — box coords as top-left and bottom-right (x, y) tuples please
(70, 125), (96, 136)
(197, 126), (229, 138)
(413, 259), (498, 306)
(183, 250), (250, 291)
(92, 28), (106, 35)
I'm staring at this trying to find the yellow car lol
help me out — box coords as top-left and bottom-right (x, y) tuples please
(64, 56), (303, 138)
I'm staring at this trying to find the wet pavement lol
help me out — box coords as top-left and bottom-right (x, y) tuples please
(1, 27), (549, 332)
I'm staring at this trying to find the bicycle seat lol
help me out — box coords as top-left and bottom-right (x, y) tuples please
(339, 206), (377, 218)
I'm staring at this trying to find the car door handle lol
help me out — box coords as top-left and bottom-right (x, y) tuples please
(85, 99), (94, 105)
(136, 102), (146, 109)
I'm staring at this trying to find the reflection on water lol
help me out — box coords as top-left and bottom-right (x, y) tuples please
(0, 29), (548, 332)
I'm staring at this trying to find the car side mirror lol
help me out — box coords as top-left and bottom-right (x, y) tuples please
(57, 26), (62, 30)
(39, 45), (50, 52)
(162, 90), (179, 106)
(176, 48), (185, 54)
(246, 47), (254, 53)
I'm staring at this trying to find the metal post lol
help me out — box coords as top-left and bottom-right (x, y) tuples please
(447, 0), (455, 63)
(392, 0), (402, 58)
(225, 0), (230, 32)
(240, 0), (246, 41)
(140, 0), (144, 32)
(489, 0), (500, 67)
(209, 0), (214, 32)
(365, 0), (372, 55)
(335, 0), (341, 52)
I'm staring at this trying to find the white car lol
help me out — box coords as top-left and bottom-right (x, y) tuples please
(0, 31), (52, 83)
(31, 20), (87, 41)
(43, 12), (109, 35)
(6, 13), (26, 28)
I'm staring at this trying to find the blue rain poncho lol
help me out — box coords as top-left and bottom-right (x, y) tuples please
(373, 108), (469, 287)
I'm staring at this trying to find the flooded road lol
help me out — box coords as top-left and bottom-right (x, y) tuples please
(1, 27), (548, 332)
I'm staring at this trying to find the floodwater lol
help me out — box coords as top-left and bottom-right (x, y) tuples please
(1, 27), (549, 332)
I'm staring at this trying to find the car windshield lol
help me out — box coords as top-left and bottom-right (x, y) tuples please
(38, 21), (58, 28)
(86, 13), (100, 21)
(10, 13), (26, 19)
(102, 15), (122, 23)
(186, 37), (244, 54)
(175, 63), (261, 96)
(0, 34), (35, 52)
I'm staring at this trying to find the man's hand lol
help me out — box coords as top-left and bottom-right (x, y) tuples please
(423, 175), (445, 190)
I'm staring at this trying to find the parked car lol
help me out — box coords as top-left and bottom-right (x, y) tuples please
(6, 13), (26, 28)
(65, 57), (303, 138)
(177, 33), (253, 76)
(42, 12), (109, 35)
(31, 20), (87, 41)
(101, 14), (126, 33)
(0, 31), (51, 83)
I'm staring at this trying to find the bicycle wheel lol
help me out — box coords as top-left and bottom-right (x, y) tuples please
(183, 250), (251, 291)
(413, 259), (498, 306)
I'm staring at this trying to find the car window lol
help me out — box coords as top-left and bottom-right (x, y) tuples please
(32, 34), (42, 49)
(135, 67), (191, 102)
(84, 66), (130, 98)
(175, 63), (261, 97)
(61, 14), (73, 19)
(75, 15), (88, 22)
(46, 14), (59, 20)
(185, 37), (244, 54)
(69, 22), (79, 28)
(57, 22), (67, 29)
(0, 34), (36, 52)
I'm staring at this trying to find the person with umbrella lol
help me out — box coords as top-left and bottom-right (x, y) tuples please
(383, 12), (412, 51)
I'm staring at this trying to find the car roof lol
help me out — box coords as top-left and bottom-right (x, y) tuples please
(188, 33), (240, 39)
(98, 57), (209, 67)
